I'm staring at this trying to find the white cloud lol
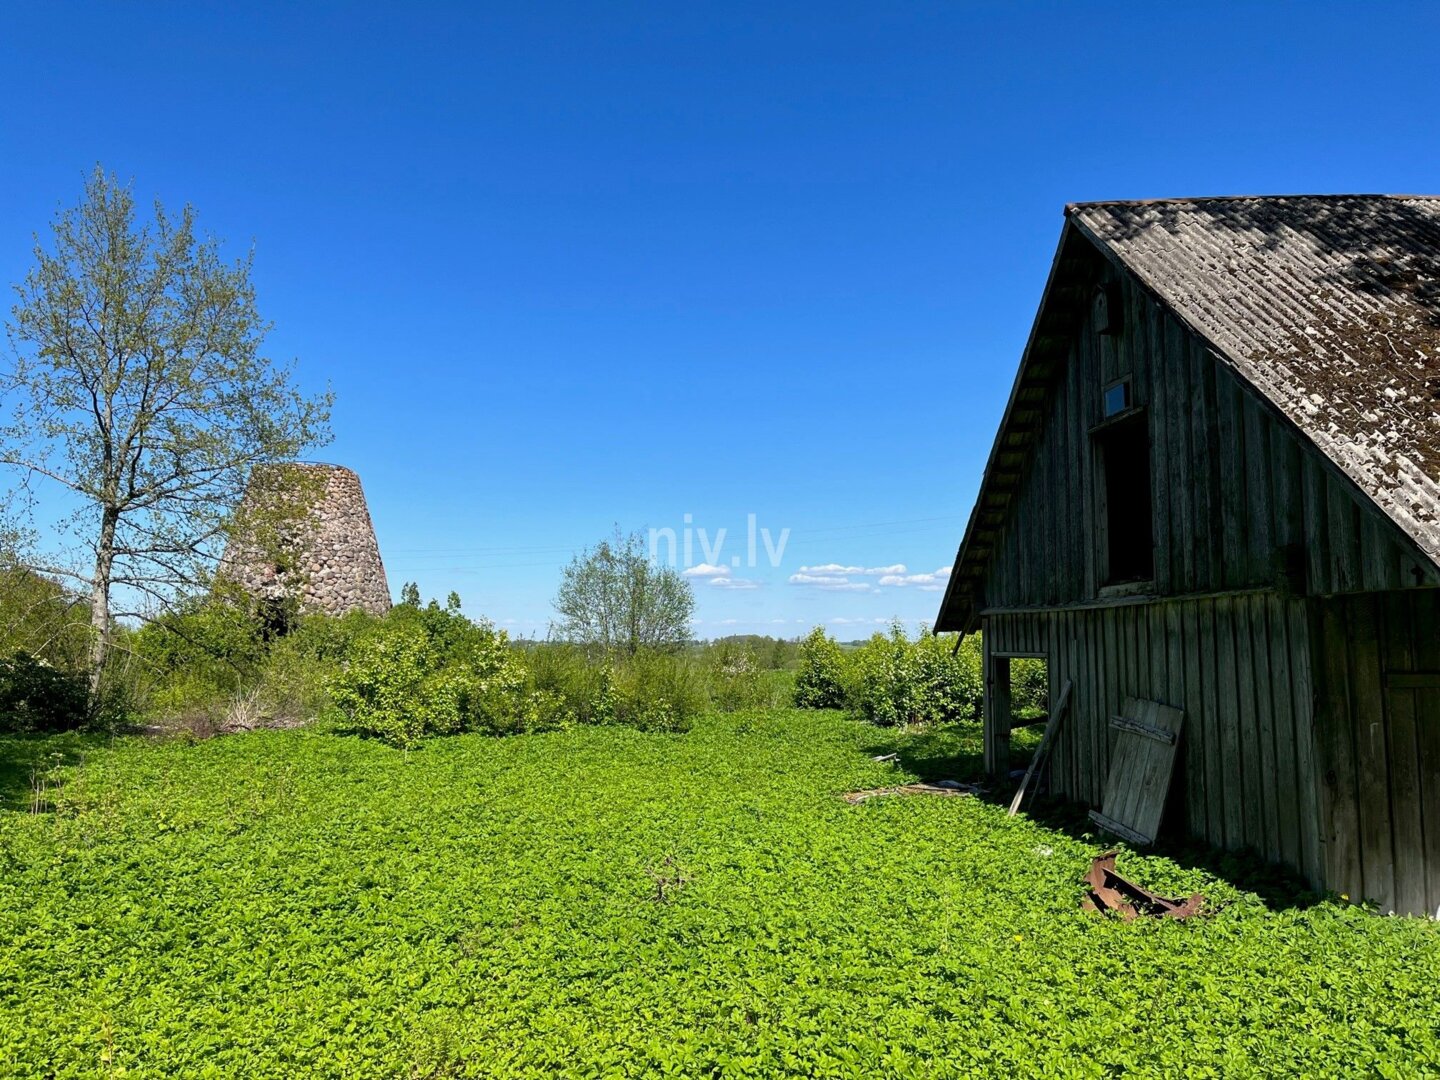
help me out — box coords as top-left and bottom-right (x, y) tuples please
(710, 576), (760, 590)
(797, 563), (908, 576)
(877, 566), (952, 590)
(788, 572), (872, 591)
(828, 616), (890, 626)
(683, 562), (730, 578)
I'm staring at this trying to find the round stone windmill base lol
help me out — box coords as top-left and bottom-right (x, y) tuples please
(219, 463), (391, 618)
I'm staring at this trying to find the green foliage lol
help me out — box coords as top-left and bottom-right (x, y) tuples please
(1011, 656), (1049, 721)
(553, 528), (694, 655)
(793, 626), (847, 709)
(0, 567), (91, 671)
(703, 640), (765, 712)
(2, 167), (332, 673)
(845, 623), (982, 727)
(328, 615), (554, 748)
(0, 653), (90, 733)
(525, 644), (705, 732)
(1, 711), (1437, 1075)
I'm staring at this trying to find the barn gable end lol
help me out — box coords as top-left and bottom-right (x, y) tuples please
(938, 197), (1440, 914)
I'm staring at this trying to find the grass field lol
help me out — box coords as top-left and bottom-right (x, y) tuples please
(2, 710), (1438, 1077)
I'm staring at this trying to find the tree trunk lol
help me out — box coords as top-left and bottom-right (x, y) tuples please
(88, 506), (119, 694)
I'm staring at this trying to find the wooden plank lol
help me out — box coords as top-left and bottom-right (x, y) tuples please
(1109, 713), (1177, 745)
(1288, 599), (1323, 888)
(1009, 679), (1073, 816)
(1348, 595), (1395, 910)
(1267, 596), (1302, 872)
(1234, 595), (1265, 853)
(1249, 594), (1283, 864)
(1242, 393), (1274, 589)
(1386, 673), (1440, 689)
(1181, 600), (1213, 846)
(1411, 594), (1440, 915)
(1316, 599), (1363, 900)
(1146, 290), (1172, 594)
(1382, 591), (1426, 916)
(1165, 314), (1196, 591)
(1214, 597), (1245, 851)
(1302, 454), (1330, 595)
(1327, 477), (1361, 594)
(1087, 809), (1152, 846)
(1095, 694), (1186, 845)
(1191, 337), (1221, 591)
(1197, 600), (1226, 848)
(1215, 371), (1248, 589)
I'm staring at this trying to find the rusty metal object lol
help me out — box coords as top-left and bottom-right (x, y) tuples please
(1081, 851), (1204, 920)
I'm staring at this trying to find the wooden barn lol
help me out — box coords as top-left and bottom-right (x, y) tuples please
(935, 196), (1440, 916)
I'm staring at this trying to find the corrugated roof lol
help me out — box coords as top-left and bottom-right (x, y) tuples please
(1071, 195), (1440, 565)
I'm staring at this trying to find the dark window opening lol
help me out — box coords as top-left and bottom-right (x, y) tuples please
(1099, 416), (1154, 585)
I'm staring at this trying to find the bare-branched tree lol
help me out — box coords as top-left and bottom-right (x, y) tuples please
(2, 168), (333, 687)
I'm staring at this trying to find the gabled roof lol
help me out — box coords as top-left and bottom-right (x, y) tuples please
(937, 195), (1440, 633)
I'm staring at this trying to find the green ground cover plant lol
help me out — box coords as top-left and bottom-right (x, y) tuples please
(1, 709), (1437, 1077)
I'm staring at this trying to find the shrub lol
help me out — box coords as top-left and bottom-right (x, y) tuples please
(328, 617), (561, 747)
(609, 651), (707, 732)
(793, 626), (847, 709)
(0, 652), (91, 733)
(845, 623), (981, 727)
(706, 641), (770, 712)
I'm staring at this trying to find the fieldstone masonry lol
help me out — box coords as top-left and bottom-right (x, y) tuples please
(220, 463), (392, 617)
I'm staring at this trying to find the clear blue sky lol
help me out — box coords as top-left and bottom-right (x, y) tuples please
(3, 2), (1439, 638)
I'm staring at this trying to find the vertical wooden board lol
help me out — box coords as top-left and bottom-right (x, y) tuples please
(1248, 595), (1283, 864)
(1359, 514), (1400, 593)
(1167, 316), (1195, 591)
(1409, 594), (1440, 914)
(1196, 600), (1225, 848)
(1234, 595), (1265, 853)
(1316, 600), (1363, 899)
(1269, 400), (1304, 580)
(1146, 295), (1172, 594)
(1078, 339), (1098, 600)
(982, 626), (996, 775)
(1302, 454), (1330, 596)
(1191, 339), (1221, 591)
(1327, 476), (1362, 595)
(1103, 607), (1121, 780)
(1288, 599), (1324, 888)
(1214, 597), (1246, 851)
(1166, 603), (1200, 837)
(1381, 591), (1426, 915)
(1242, 393), (1275, 588)
(1087, 610), (1105, 805)
(1215, 369), (1249, 589)
(1184, 601), (1217, 848)
(1050, 613), (1068, 796)
(1266, 596), (1303, 872)
(1130, 702), (1187, 843)
(1347, 595), (1395, 910)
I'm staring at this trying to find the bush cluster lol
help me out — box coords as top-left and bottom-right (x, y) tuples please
(791, 623), (1046, 727)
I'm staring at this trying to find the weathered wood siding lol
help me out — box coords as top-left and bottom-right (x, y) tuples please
(1312, 589), (1440, 916)
(980, 268), (1440, 612)
(985, 597), (1325, 889)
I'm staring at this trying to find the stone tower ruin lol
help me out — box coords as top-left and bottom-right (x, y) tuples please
(219, 463), (392, 618)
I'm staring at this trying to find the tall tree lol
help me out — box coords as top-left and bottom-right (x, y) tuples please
(553, 528), (694, 655)
(2, 168), (332, 684)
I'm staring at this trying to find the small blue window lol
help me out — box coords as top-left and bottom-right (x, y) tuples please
(1103, 380), (1131, 418)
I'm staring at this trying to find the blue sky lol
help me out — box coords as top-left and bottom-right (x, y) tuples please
(3, 2), (1440, 638)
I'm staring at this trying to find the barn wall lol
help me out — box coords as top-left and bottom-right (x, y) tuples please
(1311, 588), (1440, 916)
(985, 595), (1325, 890)
(980, 270), (1439, 612)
